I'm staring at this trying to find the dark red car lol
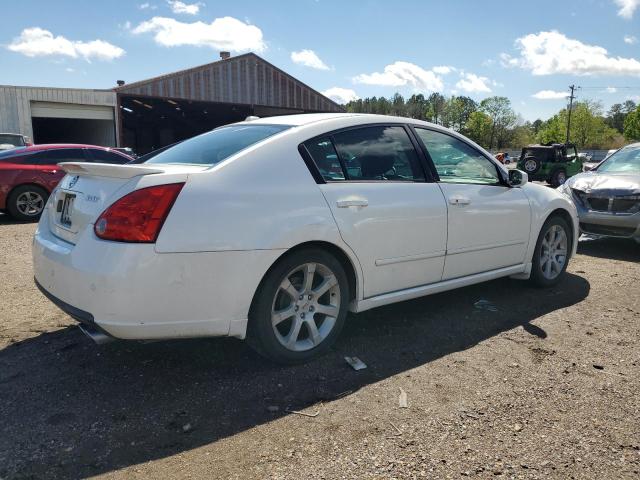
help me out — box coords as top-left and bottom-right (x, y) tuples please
(0, 144), (133, 221)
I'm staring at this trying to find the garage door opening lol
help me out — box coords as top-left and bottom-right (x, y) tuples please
(30, 101), (116, 147)
(119, 95), (253, 155)
(32, 117), (116, 146)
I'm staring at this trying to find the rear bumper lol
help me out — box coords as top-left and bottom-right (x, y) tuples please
(33, 212), (284, 340)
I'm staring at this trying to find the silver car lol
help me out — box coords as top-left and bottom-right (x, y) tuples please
(559, 143), (640, 243)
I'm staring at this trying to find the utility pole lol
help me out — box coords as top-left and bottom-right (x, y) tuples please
(566, 85), (577, 144)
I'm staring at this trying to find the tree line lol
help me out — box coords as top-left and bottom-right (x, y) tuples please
(345, 93), (639, 151)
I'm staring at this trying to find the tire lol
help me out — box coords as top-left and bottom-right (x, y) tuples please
(522, 156), (541, 174)
(6, 185), (48, 221)
(549, 169), (567, 188)
(530, 215), (572, 288)
(247, 248), (350, 364)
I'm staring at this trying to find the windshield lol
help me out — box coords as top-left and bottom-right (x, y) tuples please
(0, 134), (24, 147)
(145, 124), (291, 166)
(596, 144), (640, 174)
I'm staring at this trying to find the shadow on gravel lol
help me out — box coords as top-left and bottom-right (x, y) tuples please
(0, 273), (589, 479)
(577, 236), (639, 262)
(0, 212), (36, 226)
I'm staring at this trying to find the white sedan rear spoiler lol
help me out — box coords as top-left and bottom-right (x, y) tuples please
(58, 162), (165, 179)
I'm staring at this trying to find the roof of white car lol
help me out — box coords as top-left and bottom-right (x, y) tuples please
(245, 112), (426, 127)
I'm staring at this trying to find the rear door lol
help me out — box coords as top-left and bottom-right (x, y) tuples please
(413, 127), (531, 280)
(33, 149), (87, 191)
(304, 125), (448, 298)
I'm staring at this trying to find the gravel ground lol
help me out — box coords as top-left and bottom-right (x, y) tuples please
(0, 213), (638, 479)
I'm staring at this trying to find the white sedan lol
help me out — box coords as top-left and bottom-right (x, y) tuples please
(33, 113), (578, 363)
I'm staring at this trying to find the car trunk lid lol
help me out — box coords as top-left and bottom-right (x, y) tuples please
(48, 162), (206, 244)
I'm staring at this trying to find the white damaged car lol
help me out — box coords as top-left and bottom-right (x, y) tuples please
(33, 114), (578, 363)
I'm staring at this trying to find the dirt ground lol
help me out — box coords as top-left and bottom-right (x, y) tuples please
(1, 212), (639, 480)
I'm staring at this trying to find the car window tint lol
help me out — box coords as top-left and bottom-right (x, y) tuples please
(415, 128), (499, 185)
(304, 137), (345, 181)
(89, 149), (129, 164)
(331, 126), (424, 181)
(34, 149), (87, 165)
(145, 124), (290, 166)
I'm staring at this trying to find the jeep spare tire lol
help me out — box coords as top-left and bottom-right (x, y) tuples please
(522, 156), (541, 174)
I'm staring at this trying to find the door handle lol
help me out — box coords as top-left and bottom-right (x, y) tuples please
(336, 199), (368, 208)
(44, 170), (58, 175)
(448, 196), (471, 206)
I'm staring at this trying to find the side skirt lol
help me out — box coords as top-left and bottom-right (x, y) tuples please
(352, 264), (527, 313)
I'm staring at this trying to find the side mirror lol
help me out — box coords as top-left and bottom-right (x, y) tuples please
(508, 169), (528, 187)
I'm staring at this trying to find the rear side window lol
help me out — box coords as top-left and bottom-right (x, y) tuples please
(304, 126), (425, 182)
(145, 124), (291, 166)
(88, 149), (130, 164)
(33, 149), (87, 165)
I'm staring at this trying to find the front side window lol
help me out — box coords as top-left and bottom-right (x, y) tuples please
(597, 144), (640, 173)
(415, 128), (500, 185)
(331, 126), (424, 181)
(145, 124), (291, 166)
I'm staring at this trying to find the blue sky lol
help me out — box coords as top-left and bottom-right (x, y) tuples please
(1, 0), (639, 121)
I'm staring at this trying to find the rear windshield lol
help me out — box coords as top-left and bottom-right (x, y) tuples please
(596, 144), (640, 174)
(145, 124), (291, 166)
(0, 134), (24, 147)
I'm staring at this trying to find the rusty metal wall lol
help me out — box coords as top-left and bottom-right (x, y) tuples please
(115, 53), (342, 113)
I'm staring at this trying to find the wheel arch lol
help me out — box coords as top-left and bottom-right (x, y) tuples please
(7, 182), (50, 201)
(249, 240), (361, 317)
(545, 207), (576, 257)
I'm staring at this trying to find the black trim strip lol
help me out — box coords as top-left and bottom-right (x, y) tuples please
(35, 278), (96, 326)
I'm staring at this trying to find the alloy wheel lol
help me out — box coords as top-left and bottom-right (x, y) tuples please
(16, 191), (45, 216)
(271, 262), (341, 352)
(540, 224), (568, 280)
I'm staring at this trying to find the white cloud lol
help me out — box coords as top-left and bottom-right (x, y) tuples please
(624, 35), (638, 44)
(7, 27), (125, 61)
(139, 2), (157, 9)
(432, 65), (455, 74)
(322, 87), (359, 104)
(502, 30), (640, 76)
(614, 0), (640, 18)
(353, 61), (444, 92)
(532, 90), (568, 100)
(290, 49), (329, 70)
(481, 59), (495, 67)
(167, 0), (203, 15)
(132, 16), (265, 52)
(606, 86), (617, 93)
(455, 72), (492, 93)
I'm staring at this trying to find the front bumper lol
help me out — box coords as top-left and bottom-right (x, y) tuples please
(576, 207), (640, 239)
(32, 212), (284, 340)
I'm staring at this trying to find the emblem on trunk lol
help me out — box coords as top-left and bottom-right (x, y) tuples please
(68, 175), (79, 189)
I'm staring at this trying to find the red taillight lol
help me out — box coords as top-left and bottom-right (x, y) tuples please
(94, 183), (184, 243)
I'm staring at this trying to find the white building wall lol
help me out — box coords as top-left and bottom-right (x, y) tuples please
(0, 85), (117, 142)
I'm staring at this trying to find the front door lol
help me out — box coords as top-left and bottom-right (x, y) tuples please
(304, 125), (448, 298)
(413, 127), (531, 280)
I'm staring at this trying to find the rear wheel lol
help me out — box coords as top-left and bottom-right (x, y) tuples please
(247, 248), (349, 364)
(7, 185), (48, 221)
(530, 216), (571, 287)
(549, 169), (567, 188)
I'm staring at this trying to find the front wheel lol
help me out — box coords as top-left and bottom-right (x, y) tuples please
(247, 248), (349, 364)
(530, 216), (572, 287)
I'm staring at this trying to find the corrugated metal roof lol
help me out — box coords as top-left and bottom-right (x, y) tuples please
(114, 53), (343, 113)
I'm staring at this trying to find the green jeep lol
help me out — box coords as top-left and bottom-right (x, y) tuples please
(517, 143), (583, 187)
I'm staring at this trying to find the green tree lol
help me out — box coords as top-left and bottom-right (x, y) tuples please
(444, 96), (477, 132)
(465, 111), (493, 147)
(624, 105), (640, 141)
(426, 93), (446, 124)
(479, 96), (516, 149)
